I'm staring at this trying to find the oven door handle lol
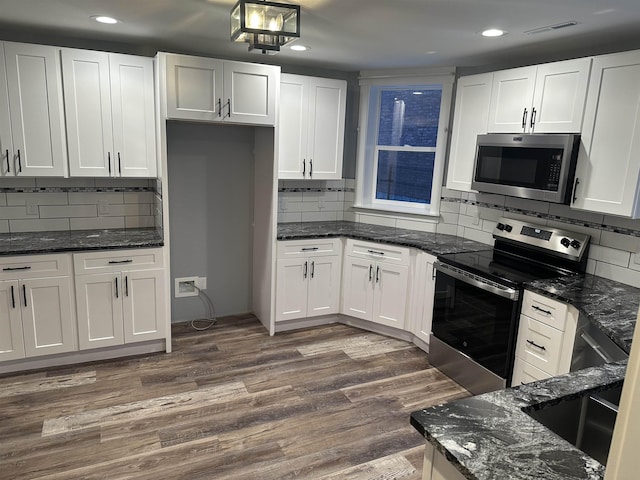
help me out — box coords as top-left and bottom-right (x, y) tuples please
(434, 261), (519, 301)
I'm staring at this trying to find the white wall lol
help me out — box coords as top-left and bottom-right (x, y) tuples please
(167, 121), (255, 322)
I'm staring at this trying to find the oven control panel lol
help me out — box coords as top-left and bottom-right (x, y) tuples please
(494, 217), (590, 261)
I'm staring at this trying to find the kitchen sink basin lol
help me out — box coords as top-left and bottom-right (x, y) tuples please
(526, 384), (622, 465)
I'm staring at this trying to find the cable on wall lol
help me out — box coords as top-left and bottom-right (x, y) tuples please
(190, 285), (218, 331)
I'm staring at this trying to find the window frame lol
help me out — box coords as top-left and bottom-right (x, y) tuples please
(355, 70), (454, 218)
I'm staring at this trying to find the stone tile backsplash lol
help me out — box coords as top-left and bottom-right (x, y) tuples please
(0, 178), (157, 233)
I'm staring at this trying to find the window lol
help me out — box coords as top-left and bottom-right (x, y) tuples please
(356, 71), (453, 216)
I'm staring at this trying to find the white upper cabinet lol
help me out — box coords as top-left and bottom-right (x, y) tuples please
(487, 58), (591, 134)
(571, 50), (640, 217)
(62, 49), (157, 178)
(164, 53), (278, 126)
(278, 74), (346, 180)
(1, 42), (67, 177)
(446, 73), (493, 192)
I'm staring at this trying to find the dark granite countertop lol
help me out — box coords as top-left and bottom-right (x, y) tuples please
(277, 220), (489, 256)
(526, 274), (638, 354)
(411, 362), (625, 480)
(0, 228), (164, 256)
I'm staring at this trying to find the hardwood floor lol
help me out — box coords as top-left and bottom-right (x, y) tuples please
(0, 315), (470, 480)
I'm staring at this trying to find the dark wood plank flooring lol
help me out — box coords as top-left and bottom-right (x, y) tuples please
(0, 315), (470, 479)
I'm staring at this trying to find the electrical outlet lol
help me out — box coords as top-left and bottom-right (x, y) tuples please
(26, 200), (38, 216)
(98, 200), (110, 215)
(318, 198), (325, 210)
(280, 197), (288, 211)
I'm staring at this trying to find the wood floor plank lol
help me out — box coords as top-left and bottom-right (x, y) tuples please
(0, 316), (470, 480)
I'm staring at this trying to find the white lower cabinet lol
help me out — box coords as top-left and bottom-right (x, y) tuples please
(341, 240), (410, 329)
(0, 254), (76, 361)
(511, 290), (578, 386)
(423, 442), (467, 480)
(410, 252), (437, 345)
(275, 239), (341, 322)
(74, 248), (166, 350)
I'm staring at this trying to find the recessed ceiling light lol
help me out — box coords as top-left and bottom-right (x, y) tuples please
(91, 15), (119, 25)
(290, 45), (309, 52)
(481, 28), (506, 37)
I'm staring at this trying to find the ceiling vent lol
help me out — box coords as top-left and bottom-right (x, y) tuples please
(524, 21), (579, 35)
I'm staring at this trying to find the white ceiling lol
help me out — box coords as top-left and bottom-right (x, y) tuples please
(1, 0), (640, 71)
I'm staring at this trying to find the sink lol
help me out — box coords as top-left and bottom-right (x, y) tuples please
(526, 384), (622, 465)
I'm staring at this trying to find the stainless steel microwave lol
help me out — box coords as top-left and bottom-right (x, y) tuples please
(471, 133), (581, 204)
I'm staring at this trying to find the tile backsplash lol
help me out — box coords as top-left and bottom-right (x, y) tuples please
(0, 178), (157, 233)
(278, 179), (356, 222)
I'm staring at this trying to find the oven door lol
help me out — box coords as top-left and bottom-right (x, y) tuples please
(429, 262), (521, 394)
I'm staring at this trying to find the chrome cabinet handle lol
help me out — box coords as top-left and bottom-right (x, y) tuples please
(526, 339), (546, 351)
(5, 149), (9, 173)
(3, 266), (31, 271)
(522, 108), (528, 129)
(10, 285), (15, 309)
(310, 261), (315, 279)
(532, 305), (552, 316)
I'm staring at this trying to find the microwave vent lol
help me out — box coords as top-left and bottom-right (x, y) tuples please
(524, 21), (579, 35)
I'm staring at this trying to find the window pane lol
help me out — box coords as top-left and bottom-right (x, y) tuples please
(377, 88), (442, 147)
(375, 150), (435, 204)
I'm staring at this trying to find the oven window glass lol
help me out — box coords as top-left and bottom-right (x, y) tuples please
(475, 146), (564, 191)
(432, 272), (520, 379)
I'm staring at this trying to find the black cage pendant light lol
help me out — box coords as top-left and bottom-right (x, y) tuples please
(231, 0), (300, 53)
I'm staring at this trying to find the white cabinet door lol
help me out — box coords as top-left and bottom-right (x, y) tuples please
(446, 73), (492, 192)
(4, 42), (67, 176)
(306, 256), (341, 318)
(372, 263), (409, 329)
(306, 77), (346, 179)
(110, 54), (157, 177)
(21, 277), (76, 357)
(63, 50), (157, 178)
(275, 258), (308, 321)
(165, 54), (224, 121)
(487, 66), (536, 133)
(415, 260), (436, 345)
(511, 356), (551, 386)
(278, 74), (346, 180)
(531, 58), (591, 133)
(123, 269), (165, 343)
(224, 61), (278, 126)
(0, 280), (25, 361)
(75, 273), (124, 349)
(342, 257), (374, 321)
(0, 45), (14, 177)
(62, 49), (113, 177)
(278, 75), (308, 179)
(572, 50), (640, 218)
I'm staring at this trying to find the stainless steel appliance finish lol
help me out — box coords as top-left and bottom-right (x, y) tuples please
(430, 217), (590, 395)
(571, 317), (628, 371)
(472, 133), (580, 203)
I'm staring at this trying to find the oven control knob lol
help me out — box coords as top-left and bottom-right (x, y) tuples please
(560, 237), (571, 248)
(496, 222), (505, 231)
(504, 224), (513, 233)
(570, 239), (581, 249)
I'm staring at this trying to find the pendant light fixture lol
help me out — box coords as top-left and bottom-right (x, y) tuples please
(231, 0), (300, 53)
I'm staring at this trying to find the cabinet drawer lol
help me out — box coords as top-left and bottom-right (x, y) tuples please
(521, 290), (569, 330)
(512, 356), (552, 387)
(74, 248), (164, 275)
(277, 239), (341, 258)
(0, 253), (72, 279)
(344, 239), (410, 266)
(516, 315), (564, 375)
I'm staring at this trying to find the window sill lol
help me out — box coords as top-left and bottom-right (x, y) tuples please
(353, 203), (440, 220)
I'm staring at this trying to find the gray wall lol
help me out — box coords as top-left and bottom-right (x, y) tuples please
(167, 121), (255, 322)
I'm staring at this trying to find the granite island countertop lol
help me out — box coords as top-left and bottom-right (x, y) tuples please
(277, 220), (489, 256)
(0, 228), (164, 256)
(411, 274), (640, 480)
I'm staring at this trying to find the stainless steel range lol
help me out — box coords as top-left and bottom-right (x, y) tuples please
(430, 217), (590, 395)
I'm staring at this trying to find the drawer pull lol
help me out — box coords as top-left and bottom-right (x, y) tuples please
(10, 285), (15, 309)
(376, 265), (380, 283)
(369, 264), (373, 282)
(532, 305), (552, 316)
(108, 260), (133, 264)
(23, 284), (27, 307)
(526, 339), (546, 351)
(301, 247), (319, 252)
(3, 266), (31, 271)
(115, 277), (119, 298)
(367, 249), (385, 256)
(303, 261), (308, 279)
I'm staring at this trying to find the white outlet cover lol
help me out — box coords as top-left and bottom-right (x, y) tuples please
(26, 200), (38, 215)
